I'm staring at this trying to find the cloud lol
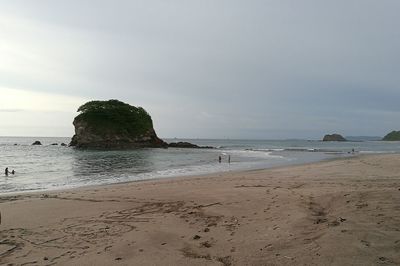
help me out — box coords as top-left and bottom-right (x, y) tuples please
(0, 108), (24, 112)
(0, 1), (400, 138)
(0, 87), (87, 112)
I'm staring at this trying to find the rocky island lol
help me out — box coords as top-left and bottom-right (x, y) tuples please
(168, 141), (213, 149)
(69, 100), (167, 149)
(382, 131), (400, 141)
(322, 133), (347, 141)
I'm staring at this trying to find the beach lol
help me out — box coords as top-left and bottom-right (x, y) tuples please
(1, 154), (400, 265)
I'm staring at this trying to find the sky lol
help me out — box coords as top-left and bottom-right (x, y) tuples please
(0, 0), (399, 139)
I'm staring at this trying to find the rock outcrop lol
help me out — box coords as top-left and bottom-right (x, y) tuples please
(168, 142), (213, 149)
(32, 141), (42, 145)
(382, 131), (400, 141)
(322, 134), (347, 142)
(69, 100), (167, 149)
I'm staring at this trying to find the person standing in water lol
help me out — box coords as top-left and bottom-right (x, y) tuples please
(218, 155), (222, 163)
(228, 155), (231, 164)
(5, 167), (9, 176)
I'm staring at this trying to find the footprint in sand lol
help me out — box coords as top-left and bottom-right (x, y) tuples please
(360, 240), (370, 247)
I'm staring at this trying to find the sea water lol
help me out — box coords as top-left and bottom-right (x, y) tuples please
(1, 137), (400, 194)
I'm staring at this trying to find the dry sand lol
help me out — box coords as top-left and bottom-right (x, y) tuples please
(1, 154), (400, 265)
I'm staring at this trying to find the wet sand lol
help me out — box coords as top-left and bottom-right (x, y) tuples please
(1, 154), (400, 265)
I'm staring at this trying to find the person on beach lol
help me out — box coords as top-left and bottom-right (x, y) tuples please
(228, 155), (231, 164)
(5, 167), (9, 176)
(218, 155), (222, 163)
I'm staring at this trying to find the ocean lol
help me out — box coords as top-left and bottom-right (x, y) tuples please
(1, 137), (399, 194)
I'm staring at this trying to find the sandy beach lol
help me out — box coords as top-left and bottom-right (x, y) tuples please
(1, 154), (400, 265)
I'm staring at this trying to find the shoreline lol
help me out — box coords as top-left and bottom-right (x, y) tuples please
(1, 154), (400, 265)
(0, 151), (357, 197)
(3, 135), (400, 196)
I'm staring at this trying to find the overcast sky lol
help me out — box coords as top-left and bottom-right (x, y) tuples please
(1, 1), (399, 139)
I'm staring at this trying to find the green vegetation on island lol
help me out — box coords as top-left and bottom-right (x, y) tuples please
(382, 131), (400, 141)
(75, 100), (153, 136)
(70, 100), (167, 148)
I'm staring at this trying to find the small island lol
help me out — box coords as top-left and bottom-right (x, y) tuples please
(168, 141), (213, 149)
(382, 131), (400, 141)
(69, 100), (167, 149)
(322, 133), (347, 142)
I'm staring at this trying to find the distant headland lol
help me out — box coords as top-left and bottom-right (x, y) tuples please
(382, 131), (400, 141)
